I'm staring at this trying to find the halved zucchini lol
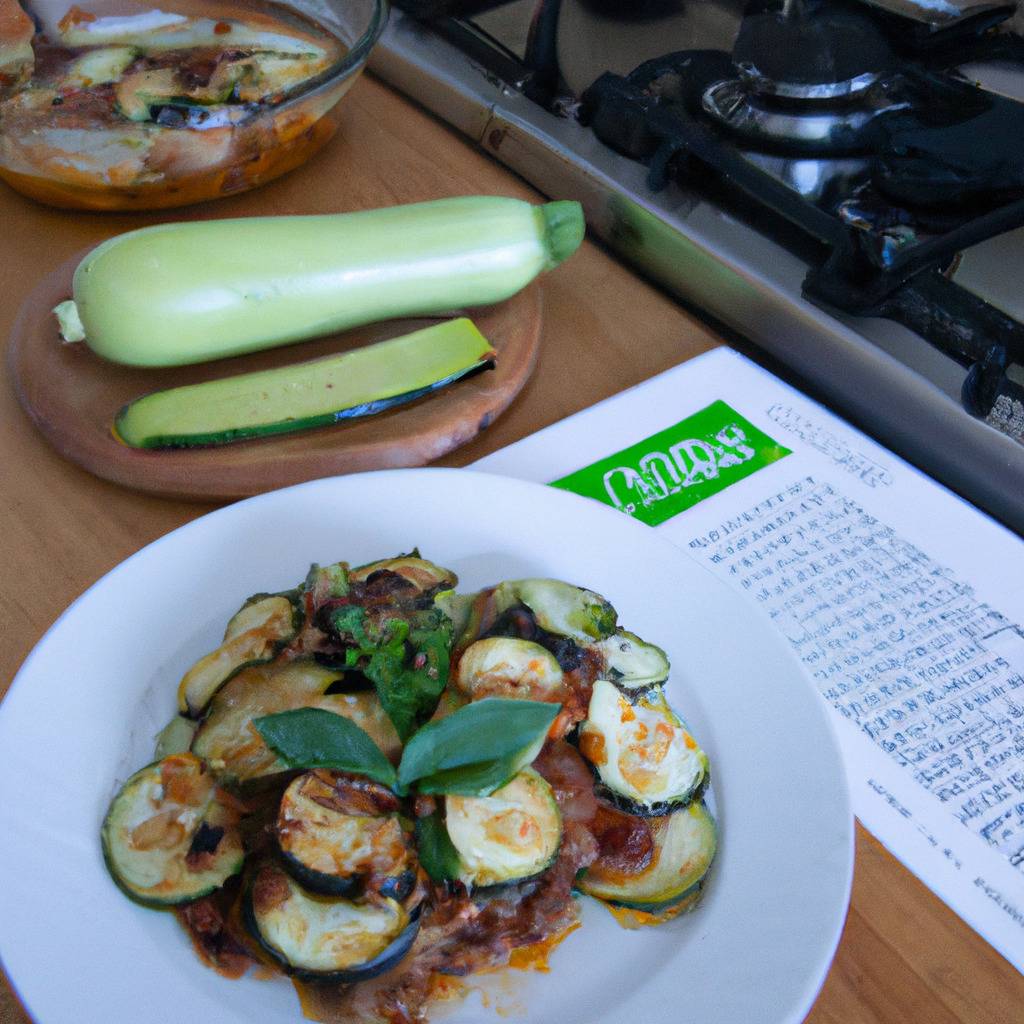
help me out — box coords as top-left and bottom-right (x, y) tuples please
(191, 658), (401, 785)
(113, 319), (496, 449)
(245, 860), (419, 980)
(578, 680), (708, 816)
(277, 771), (415, 899)
(593, 631), (670, 692)
(101, 753), (244, 907)
(494, 579), (617, 643)
(455, 637), (564, 701)
(177, 592), (301, 717)
(445, 768), (562, 888)
(578, 802), (716, 912)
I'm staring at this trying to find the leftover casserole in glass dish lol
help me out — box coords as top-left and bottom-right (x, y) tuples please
(0, 0), (387, 209)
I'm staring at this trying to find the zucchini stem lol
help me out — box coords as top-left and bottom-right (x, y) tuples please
(538, 201), (585, 270)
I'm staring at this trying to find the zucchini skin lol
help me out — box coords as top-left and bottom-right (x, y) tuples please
(68, 196), (584, 367)
(592, 770), (710, 819)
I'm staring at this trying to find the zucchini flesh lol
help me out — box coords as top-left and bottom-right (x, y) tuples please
(455, 637), (564, 701)
(177, 593), (300, 716)
(578, 680), (709, 816)
(191, 659), (401, 785)
(61, 196), (584, 367)
(594, 631), (670, 691)
(101, 754), (244, 907)
(246, 860), (417, 979)
(494, 579), (618, 643)
(276, 771), (414, 898)
(114, 318), (496, 449)
(445, 768), (562, 888)
(578, 802), (716, 911)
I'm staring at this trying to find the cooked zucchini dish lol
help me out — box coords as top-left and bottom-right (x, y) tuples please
(102, 553), (716, 1023)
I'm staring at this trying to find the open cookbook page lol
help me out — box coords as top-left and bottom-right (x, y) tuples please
(474, 347), (1024, 973)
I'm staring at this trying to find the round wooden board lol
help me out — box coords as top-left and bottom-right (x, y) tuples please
(8, 255), (542, 501)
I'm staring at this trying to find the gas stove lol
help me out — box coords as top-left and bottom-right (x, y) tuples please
(370, 0), (1024, 533)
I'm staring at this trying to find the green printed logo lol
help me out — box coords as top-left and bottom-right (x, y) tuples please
(551, 400), (791, 526)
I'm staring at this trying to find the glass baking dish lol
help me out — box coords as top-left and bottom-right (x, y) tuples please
(0, 0), (387, 209)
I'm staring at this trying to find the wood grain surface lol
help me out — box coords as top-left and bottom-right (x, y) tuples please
(1, 73), (1021, 1024)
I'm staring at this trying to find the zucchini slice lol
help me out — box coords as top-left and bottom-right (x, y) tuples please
(114, 319), (496, 449)
(154, 714), (198, 758)
(455, 637), (564, 701)
(494, 579), (618, 643)
(578, 680), (709, 816)
(177, 593), (301, 717)
(245, 860), (418, 980)
(593, 631), (670, 692)
(277, 771), (415, 899)
(191, 658), (401, 785)
(101, 753), (244, 907)
(349, 556), (458, 596)
(578, 802), (716, 912)
(445, 768), (562, 888)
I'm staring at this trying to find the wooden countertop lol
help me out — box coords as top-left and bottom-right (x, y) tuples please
(1, 74), (1021, 1024)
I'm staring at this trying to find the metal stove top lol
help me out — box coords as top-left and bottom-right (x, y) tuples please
(370, 0), (1024, 533)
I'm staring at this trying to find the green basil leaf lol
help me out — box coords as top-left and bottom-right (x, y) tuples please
(414, 755), (522, 797)
(415, 811), (462, 882)
(253, 707), (398, 790)
(361, 609), (451, 742)
(398, 698), (559, 791)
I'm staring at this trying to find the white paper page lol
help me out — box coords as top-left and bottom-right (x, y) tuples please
(474, 347), (1024, 972)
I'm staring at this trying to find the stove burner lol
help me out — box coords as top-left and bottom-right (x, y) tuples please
(700, 1), (912, 152)
(701, 78), (908, 153)
(732, 1), (897, 100)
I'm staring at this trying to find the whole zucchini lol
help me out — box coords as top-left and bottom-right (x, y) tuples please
(55, 196), (584, 367)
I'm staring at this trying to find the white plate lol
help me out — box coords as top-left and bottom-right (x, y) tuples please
(0, 468), (852, 1024)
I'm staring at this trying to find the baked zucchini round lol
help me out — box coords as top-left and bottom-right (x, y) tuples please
(455, 637), (564, 701)
(245, 859), (419, 980)
(494, 579), (618, 643)
(578, 679), (708, 816)
(191, 658), (401, 785)
(101, 753), (244, 907)
(578, 802), (716, 912)
(177, 593), (302, 718)
(276, 770), (415, 899)
(593, 630), (670, 692)
(445, 767), (562, 888)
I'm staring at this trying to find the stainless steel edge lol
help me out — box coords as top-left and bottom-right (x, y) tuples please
(371, 11), (1024, 535)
